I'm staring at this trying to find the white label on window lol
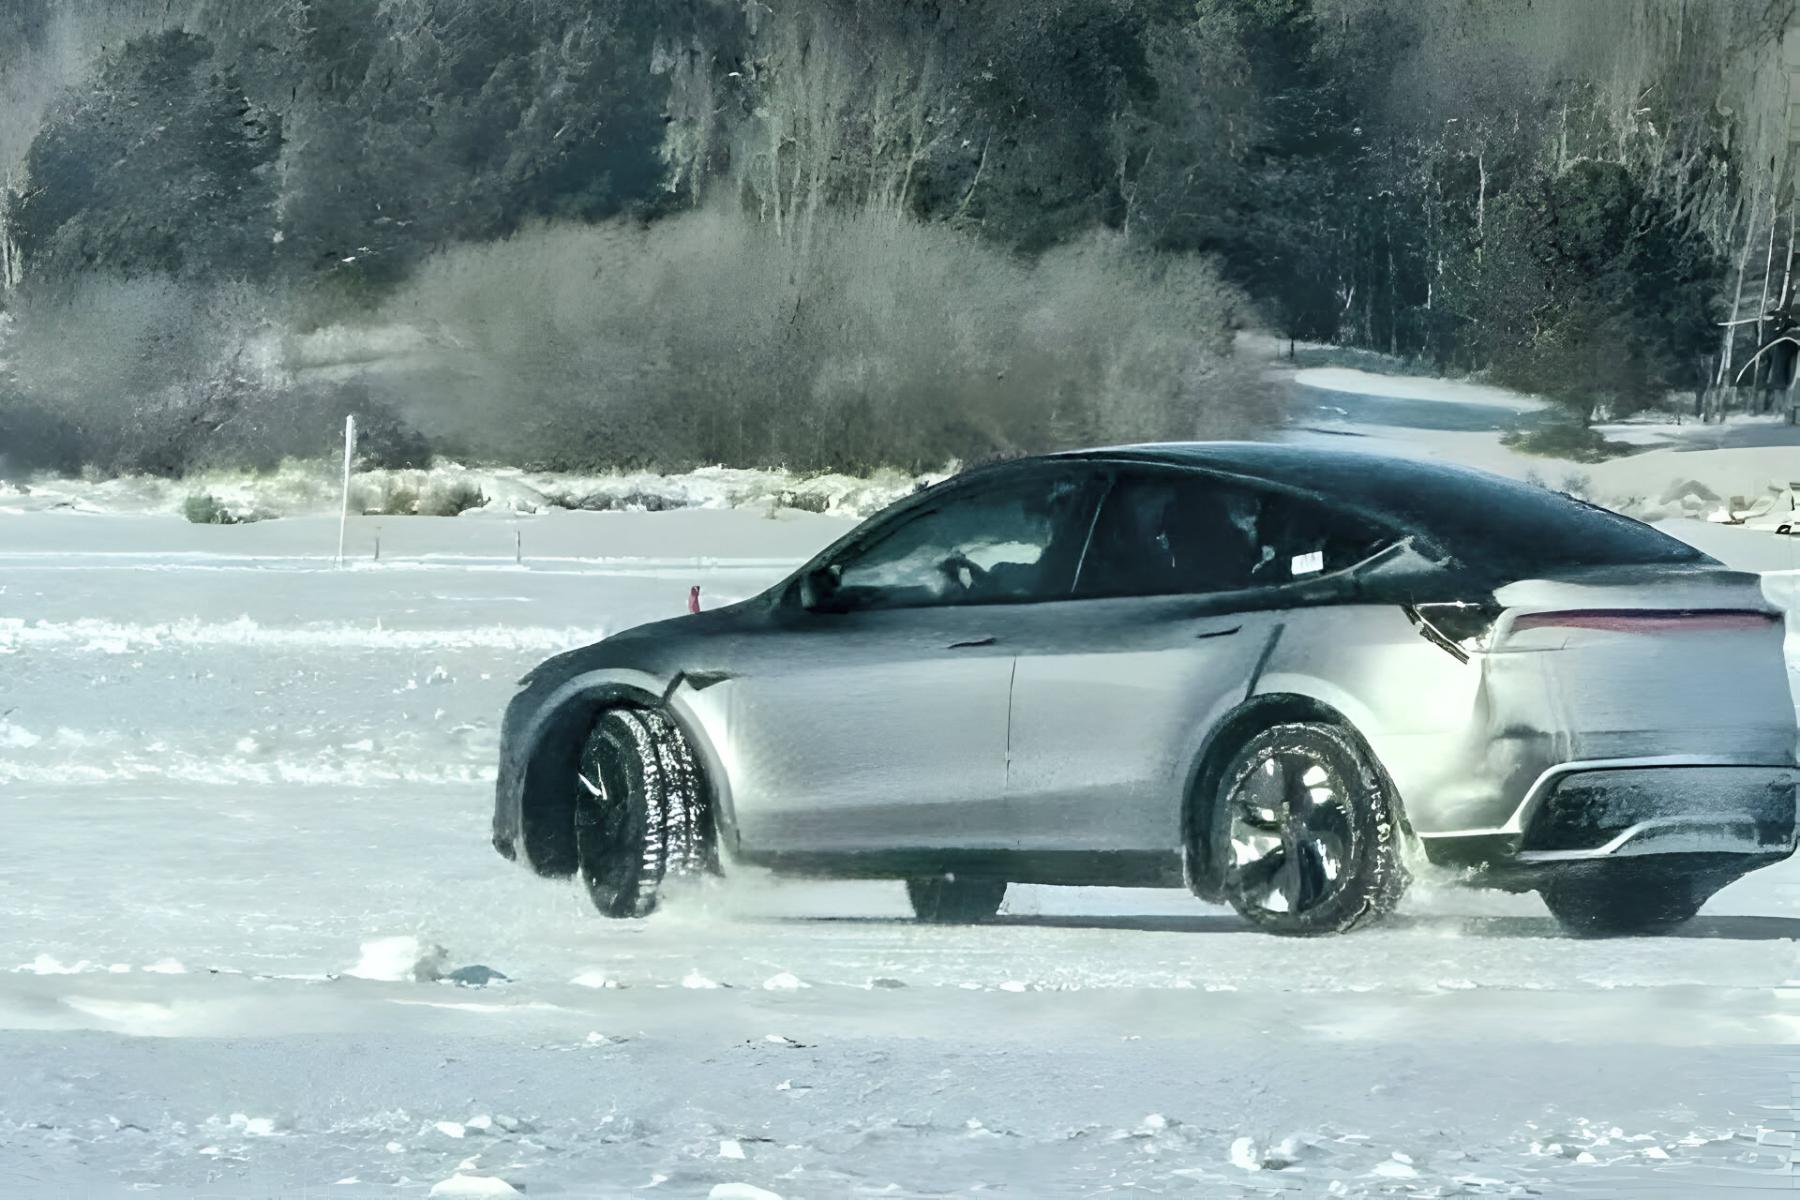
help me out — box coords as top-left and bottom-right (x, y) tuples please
(1291, 550), (1324, 576)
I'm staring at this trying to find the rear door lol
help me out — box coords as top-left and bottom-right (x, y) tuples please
(1002, 467), (1396, 855)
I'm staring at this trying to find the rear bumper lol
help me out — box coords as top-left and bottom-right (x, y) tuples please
(1420, 759), (1799, 874)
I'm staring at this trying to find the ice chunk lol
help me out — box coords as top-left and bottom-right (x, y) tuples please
(1228, 1136), (1261, 1170)
(445, 964), (509, 987)
(718, 1138), (746, 1159)
(0, 721), (41, 748)
(681, 970), (722, 989)
(1262, 1134), (1303, 1169)
(348, 936), (448, 982)
(708, 1185), (781, 1200)
(570, 970), (622, 989)
(762, 972), (808, 990)
(427, 1176), (519, 1199)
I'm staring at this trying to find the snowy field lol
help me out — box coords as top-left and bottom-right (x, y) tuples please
(2, 495), (1799, 1199)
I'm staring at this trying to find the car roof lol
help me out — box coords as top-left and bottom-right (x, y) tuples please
(1027, 441), (1708, 573)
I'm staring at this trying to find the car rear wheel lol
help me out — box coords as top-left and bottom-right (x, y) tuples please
(1213, 722), (1405, 935)
(906, 877), (1007, 923)
(575, 707), (712, 918)
(1539, 866), (1718, 936)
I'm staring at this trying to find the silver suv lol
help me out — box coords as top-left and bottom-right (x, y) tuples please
(492, 443), (1798, 936)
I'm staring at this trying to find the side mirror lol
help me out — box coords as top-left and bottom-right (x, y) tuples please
(798, 564), (846, 612)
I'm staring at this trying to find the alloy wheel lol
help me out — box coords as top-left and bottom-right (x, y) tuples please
(1224, 748), (1356, 917)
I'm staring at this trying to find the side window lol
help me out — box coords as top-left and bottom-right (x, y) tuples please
(1253, 488), (1394, 584)
(821, 472), (1099, 609)
(1074, 471), (1394, 599)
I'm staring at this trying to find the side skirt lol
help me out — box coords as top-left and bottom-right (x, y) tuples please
(735, 848), (1186, 888)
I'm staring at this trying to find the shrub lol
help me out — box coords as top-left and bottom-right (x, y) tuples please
(181, 492), (238, 524)
(417, 480), (486, 516)
(376, 206), (1272, 473)
(777, 490), (832, 513)
(1, 278), (432, 477)
(0, 393), (82, 475)
(375, 484), (420, 516)
(0, 208), (1273, 477)
(1501, 422), (1628, 464)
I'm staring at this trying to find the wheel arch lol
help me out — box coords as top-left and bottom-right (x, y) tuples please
(510, 671), (725, 879)
(1180, 692), (1410, 900)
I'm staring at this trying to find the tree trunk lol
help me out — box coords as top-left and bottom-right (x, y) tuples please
(0, 174), (17, 292)
(1476, 150), (1486, 261)
(1718, 187), (1763, 413)
(1758, 182), (1778, 386)
(1780, 201), (1798, 319)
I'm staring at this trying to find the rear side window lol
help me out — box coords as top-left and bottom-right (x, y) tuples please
(1075, 471), (1394, 599)
(1304, 458), (1710, 572)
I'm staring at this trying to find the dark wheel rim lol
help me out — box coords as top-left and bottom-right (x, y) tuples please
(1225, 748), (1355, 917)
(577, 716), (645, 904)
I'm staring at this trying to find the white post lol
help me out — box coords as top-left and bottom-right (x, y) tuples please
(337, 414), (357, 566)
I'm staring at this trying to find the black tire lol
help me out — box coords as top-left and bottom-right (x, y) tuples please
(1540, 866), (1716, 937)
(1211, 722), (1405, 935)
(574, 707), (713, 918)
(906, 877), (1007, 924)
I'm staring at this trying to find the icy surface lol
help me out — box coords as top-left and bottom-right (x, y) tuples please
(0, 503), (1797, 1196)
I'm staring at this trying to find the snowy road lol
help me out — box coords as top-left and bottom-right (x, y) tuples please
(2, 511), (1798, 1197)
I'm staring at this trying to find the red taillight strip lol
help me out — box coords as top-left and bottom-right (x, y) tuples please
(1511, 608), (1780, 633)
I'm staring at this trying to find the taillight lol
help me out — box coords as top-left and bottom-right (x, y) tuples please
(1406, 601), (1503, 662)
(1510, 609), (1779, 634)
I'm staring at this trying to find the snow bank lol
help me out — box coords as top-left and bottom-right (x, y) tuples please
(0, 616), (608, 655)
(1589, 446), (1800, 520)
(0, 461), (938, 523)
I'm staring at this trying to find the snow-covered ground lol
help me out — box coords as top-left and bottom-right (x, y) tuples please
(2, 495), (1799, 1198)
(1288, 365), (1800, 524)
(5, 369), (1800, 1197)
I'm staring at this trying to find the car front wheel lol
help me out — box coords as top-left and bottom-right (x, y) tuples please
(1212, 721), (1406, 935)
(575, 707), (713, 918)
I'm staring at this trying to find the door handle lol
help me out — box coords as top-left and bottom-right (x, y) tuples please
(1194, 624), (1242, 641)
(947, 635), (998, 649)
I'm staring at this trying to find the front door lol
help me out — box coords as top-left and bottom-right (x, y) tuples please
(721, 466), (1104, 859)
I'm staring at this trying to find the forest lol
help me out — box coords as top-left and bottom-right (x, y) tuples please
(0, 0), (1794, 476)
